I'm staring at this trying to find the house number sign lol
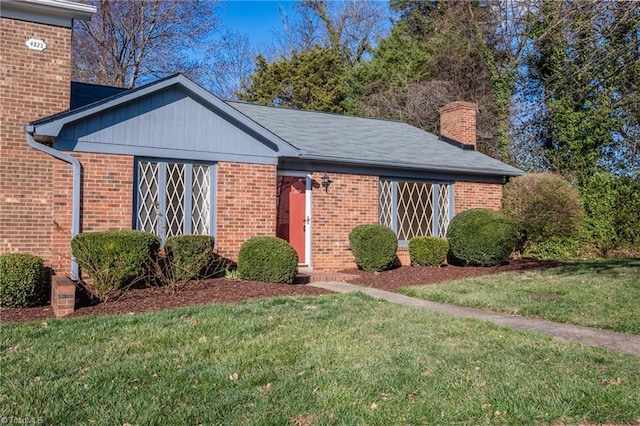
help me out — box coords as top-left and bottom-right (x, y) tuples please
(26, 39), (47, 51)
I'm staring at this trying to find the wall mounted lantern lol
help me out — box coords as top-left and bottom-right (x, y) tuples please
(321, 172), (332, 192)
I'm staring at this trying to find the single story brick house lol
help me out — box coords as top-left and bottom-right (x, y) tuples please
(1, 0), (523, 281)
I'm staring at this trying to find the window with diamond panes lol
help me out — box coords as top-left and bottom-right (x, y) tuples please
(379, 180), (393, 229)
(191, 165), (211, 235)
(136, 160), (212, 241)
(437, 184), (450, 237)
(379, 179), (451, 242)
(137, 161), (159, 234)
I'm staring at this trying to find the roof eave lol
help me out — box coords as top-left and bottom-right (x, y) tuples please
(293, 153), (525, 178)
(1, 0), (95, 26)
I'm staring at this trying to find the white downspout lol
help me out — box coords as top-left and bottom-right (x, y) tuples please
(25, 126), (81, 280)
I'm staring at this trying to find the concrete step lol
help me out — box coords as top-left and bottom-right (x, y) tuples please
(294, 271), (359, 284)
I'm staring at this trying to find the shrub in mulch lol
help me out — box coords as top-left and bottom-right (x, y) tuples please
(349, 224), (397, 272)
(164, 234), (216, 281)
(72, 230), (160, 301)
(0, 253), (45, 308)
(408, 236), (449, 266)
(237, 237), (298, 284)
(447, 208), (517, 267)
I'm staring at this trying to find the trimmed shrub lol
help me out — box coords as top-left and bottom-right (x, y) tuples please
(502, 173), (583, 250)
(72, 230), (160, 301)
(0, 253), (45, 308)
(408, 237), (449, 266)
(349, 224), (397, 272)
(446, 209), (517, 267)
(165, 235), (215, 281)
(237, 237), (298, 283)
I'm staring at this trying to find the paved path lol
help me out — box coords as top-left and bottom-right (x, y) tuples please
(309, 281), (640, 357)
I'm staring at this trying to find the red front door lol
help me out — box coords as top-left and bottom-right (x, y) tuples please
(276, 176), (306, 263)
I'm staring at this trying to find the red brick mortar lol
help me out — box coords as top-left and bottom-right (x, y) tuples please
(52, 153), (134, 274)
(310, 172), (378, 271)
(0, 18), (72, 265)
(51, 275), (76, 317)
(454, 181), (503, 215)
(215, 162), (278, 262)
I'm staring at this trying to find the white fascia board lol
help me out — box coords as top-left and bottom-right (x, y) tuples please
(1, 0), (95, 27)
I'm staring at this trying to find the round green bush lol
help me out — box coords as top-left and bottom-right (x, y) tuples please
(165, 235), (215, 281)
(502, 173), (583, 249)
(349, 224), (397, 272)
(446, 209), (517, 267)
(408, 237), (449, 266)
(72, 230), (160, 300)
(237, 237), (298, 283)
(0, 253), (45, 308)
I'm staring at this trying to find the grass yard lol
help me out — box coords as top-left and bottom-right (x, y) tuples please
(2, 292), (640, 425)
(399, 258), (640, 335)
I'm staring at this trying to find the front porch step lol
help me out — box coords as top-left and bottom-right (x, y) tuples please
(294, 271), (359, 284)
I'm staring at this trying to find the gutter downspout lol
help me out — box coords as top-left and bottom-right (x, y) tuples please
(25, 126), (81, 280)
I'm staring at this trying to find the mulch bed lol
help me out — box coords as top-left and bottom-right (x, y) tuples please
(0, 259), (561, 324)
(343, 258), (563, 292)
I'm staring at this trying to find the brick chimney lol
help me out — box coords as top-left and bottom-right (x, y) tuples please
(439, 101), (477, 150)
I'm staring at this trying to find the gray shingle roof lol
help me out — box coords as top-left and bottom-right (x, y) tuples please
(228, 102), (523, 177)
(70, 81), (127, 109)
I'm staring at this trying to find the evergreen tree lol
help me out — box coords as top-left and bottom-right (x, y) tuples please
(238, 46), (349, 113)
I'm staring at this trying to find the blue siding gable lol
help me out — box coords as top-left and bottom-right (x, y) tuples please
(31, 75), (298, 165)
(55, 86), (283, 164)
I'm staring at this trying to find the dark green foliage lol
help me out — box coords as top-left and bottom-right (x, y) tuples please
(446, 209), (517, 267)
(71, 230), (160, 301)
(0, 253), (45, 308)
(165, 235), (215, 281)
(527, 2), (640, 179)
(580, 172), (640, 254)
(237, 237), (298, 284)
(408, 237), (449, 266)
(239, 47), (349, 113)
(502, 173), (584, 250)
(524, 237), (582, 260)
(353, 1), (503, 158)
(349, 225), (398, 272)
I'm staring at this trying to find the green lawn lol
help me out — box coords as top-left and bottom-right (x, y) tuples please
(400, 259), (640, 334)
(2, 292), (640, 425)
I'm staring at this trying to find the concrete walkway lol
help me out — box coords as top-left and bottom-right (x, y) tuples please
(309, 281), (640, 357)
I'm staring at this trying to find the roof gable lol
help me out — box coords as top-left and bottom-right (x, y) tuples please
(30, 75), (298, 164)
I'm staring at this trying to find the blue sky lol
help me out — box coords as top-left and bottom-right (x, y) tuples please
(218, 1), (297, 47)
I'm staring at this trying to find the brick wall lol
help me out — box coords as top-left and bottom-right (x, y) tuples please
(454, 181), (503, 214)
(52, 153), (134, 274)
(310, 172), (378, 271)
(0, 17), (72, 266)
(216, 162), (277, 261)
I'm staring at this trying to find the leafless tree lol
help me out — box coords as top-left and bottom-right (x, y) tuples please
(274, 0), (388, 63)
(72, 0), (220, 88)
(205, 30), (255, 101)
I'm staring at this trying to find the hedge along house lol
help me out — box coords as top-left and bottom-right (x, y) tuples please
(1, 0), (523, 281)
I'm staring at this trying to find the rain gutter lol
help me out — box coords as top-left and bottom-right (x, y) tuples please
(25, 125), (81, 280)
